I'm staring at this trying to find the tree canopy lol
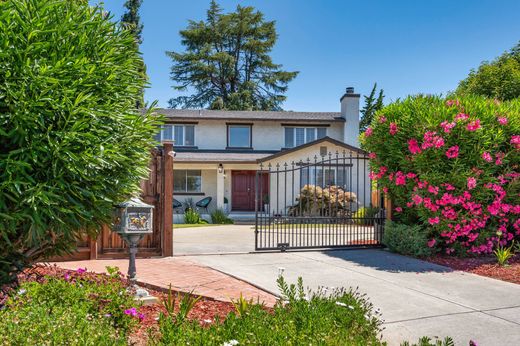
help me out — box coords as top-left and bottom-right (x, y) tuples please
(359, 83), (384, 133)
(456, 41), (520, 101)
(0, 0), (158, 285)
(167, 0), (298, 111)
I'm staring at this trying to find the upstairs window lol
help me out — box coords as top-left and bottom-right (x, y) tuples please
(227, 124), (252, 148)
(158, 125), (195, 146)
(285, 127), (327, 148)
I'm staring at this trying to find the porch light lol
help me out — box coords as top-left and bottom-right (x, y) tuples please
(218, 163), (224, 174)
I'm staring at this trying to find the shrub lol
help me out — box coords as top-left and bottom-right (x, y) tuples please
(353, 206), (381, 225)
(0, 0), (160, 285)
(383, 221), (435, 258)
(184, 209), (206, 224)
(210, 208), (234, 224)
(153, 276), (384, 345)
(288, 184), (357, 216)
(362, 95), (519, 256)
(0, 268), (140, 345)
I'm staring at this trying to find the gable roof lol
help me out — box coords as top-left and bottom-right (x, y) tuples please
(153, 109), (344, 122)
(257, 136), (367, 163)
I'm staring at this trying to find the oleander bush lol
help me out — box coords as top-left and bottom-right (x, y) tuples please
(0, 267), (141, 345)
(153, 276), (384, 345)
(362, 95), (520, 256)
(0, 0), (160, 285)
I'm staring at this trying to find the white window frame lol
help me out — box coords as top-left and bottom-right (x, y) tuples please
(300, 166), (350, 189)
(174, 170), (202, 193)
(227, 124), (252, 148)
(159, 124), (195, 146)
(285, 127), (327, 148)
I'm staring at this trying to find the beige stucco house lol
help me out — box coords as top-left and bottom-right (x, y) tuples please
(155, 87), (370, 220)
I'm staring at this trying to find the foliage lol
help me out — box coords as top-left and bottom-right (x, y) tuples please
(360, 83), (385, 133)
(0, 268), (139, 345)
(494, 243), (515, 266)
(153, 276), (384, 345)
(230, 293), (255, 317)
(288, 185), (357, 216)
(210, 208), (234, 224)
(353, 206), (381, 225)
(0, 0), (159, 285)
(362, 95), (520, 256)
(184, 209), (207, 224)
(162, 284), (201, 325)
(166, 0), (298, 110)
(456, 41), (520, 101)
(383, 221), (435, 257)
(121, 0), (147, 108)
(401, 336), (455, 346)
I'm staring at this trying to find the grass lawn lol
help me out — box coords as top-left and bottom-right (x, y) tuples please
(173, 223), (225, 228)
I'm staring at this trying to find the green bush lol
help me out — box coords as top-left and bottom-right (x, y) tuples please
(153, 276), (384, 345)
(210, 208), (234, 224)
(353, 206), (381, 225)
(184, 209), (207, 224)
(362, 95), (519, 256)
(0, 269), (138, 345)
(383, 221), (435, 257)
(0, 0), (160, 285)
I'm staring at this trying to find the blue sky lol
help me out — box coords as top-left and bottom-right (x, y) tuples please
(95, 0), (520, 111)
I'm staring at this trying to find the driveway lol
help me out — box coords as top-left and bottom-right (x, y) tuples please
(173, 224), (255, 255)
(182, 249), (520, 346)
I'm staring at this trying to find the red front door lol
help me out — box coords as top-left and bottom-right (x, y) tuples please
(231, 171), (268, 211)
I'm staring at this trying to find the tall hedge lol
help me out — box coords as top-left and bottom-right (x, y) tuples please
(0, 0), (159, 284)
(361, 96), (519, 255)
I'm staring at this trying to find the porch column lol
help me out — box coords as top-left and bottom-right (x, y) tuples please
(216, 165), (225, 209)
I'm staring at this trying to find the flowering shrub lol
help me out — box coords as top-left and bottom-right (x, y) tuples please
(362, 96), (520, 255)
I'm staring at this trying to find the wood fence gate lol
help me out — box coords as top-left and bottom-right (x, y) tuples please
(53, 143), (174, 261)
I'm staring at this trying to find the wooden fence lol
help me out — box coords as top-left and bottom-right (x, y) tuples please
(53, 142), (174, 261)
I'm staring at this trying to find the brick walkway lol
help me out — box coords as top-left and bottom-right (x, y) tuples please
(53, 257), (277, 306)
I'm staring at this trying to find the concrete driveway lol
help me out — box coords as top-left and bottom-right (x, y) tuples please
(182, 249), (520, 346)
(173, 224), (255, 255)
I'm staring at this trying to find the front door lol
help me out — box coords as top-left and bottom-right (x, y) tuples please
(232, 171), (255, 211)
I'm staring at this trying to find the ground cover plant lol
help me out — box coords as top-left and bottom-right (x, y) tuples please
(152, 276), (385, 345)
(0, 0), (159, 285)
(362, 96), (520, 256)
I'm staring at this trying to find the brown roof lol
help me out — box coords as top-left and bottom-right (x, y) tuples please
(153, 109), (343, 122)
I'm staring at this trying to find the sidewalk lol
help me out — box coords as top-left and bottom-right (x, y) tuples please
(53, 257), (277, 306)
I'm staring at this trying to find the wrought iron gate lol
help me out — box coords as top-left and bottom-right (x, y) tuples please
(255, 151), (385, 251)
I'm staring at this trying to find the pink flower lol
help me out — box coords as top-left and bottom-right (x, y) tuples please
(428, 217), (440, 225)
(76, 268), (86, 274)
(440, 121), (456, 133)
(467, 177), (477, 190)
(64, 273), (70, 281)
(428, 185), (439, 195)
(369, 152), (377, 159)
(412, 194), (423, 205)
(138, 313), (145, 321)
(378, 116), (387, 123)
(395, 171), (406, 186)
(445, 99), (460, 107)
(394, 207), (403, 212)
(466, 119), (481, 131)
(495, 152), (504, 165)
(445, 146), (459, 159)
(365, 127), (373, 137)
(482, 152), (492, 162)
(124, 307), (138, 316)
(408, 139), (421, 154)
(511, 135), (520, 150)
(427, 239), (437, 248)
(389, 122), (398, 135)
(454, 113), (469, 122)
(497, 117), (508, 125)
(383, 187), (388, 193)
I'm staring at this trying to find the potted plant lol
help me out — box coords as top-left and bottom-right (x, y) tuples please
(263, 194), (269, 213)
(223, 197), (229, 213)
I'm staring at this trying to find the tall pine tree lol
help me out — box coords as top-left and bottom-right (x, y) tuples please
(121, 0), (146, 108)
(359, 83), (384, 133)
(167, 1), (298, 111)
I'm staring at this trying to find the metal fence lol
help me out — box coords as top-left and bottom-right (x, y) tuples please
(255, 151), (385, 251)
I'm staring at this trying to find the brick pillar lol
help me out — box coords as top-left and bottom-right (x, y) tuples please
(162, 142), (174, 256)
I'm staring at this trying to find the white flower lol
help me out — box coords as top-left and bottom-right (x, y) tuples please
(223, 340), (239, 346)
(335, 301), (354, 310)
(17, 289), (26, 295)
(203, 319), (212, 323)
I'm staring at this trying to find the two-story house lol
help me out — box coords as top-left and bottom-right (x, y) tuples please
(155, 87), (370, 220)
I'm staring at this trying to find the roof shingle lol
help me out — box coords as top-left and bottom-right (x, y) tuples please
(153, 109), (343, 122)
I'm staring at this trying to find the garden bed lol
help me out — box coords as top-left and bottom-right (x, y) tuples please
(427, 254), (520, 285)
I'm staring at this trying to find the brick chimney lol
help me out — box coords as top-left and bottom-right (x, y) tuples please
(340, 87), (360, 147)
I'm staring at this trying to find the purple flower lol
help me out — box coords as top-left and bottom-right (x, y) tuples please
(124, 307), (138, 316)
(138, 313), (145, 321)
(77, 268), (87, 274)
(64, 273), (71, 281)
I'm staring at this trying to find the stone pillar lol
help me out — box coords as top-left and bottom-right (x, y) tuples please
(216, 165), (225, 209)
